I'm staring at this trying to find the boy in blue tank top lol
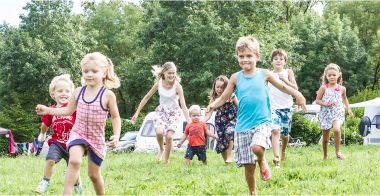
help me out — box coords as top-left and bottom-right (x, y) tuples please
(207, 36), (306, 195)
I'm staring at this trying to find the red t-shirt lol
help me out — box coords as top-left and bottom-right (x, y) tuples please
(41, 103), (76, 149)
(185, 121), (208, 146)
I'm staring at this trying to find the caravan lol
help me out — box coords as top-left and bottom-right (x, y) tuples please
(134, 110), (216, 152)
(351, 97), (380, 145)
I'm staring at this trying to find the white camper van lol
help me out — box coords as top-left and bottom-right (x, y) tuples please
(351, 97), (380, 145)
(134, 110), (216, 152)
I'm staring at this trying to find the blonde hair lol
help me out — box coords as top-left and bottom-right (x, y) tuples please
(209, 75), (229, 102)
(189, 105), (201, 115)
(49, 74), (75, 100)
(80, 52), (120, 89)
(321, 63), (343, 85)
(235, 35), (260, 56)
(151, 62), (181, 82)
(271, 49), (288, 63)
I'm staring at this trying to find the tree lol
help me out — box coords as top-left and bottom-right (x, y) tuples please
(325, 0), (380, 90)
(291, 13), (370, 102)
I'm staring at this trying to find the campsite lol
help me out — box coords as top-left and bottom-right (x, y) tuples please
(0, 0), (380, 195)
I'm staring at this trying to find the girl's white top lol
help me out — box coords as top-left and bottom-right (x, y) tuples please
(268, 69), (294, 109)
(158, 78), (179, 109)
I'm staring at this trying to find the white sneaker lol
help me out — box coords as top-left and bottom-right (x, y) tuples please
(74, 183), (83, 194)
(35, 179), (50, 193)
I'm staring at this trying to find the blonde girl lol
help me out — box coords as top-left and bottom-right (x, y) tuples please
(36, 52), (121, 195)
(203, 75), (238, 164)
(131, 62), (190, 164)
(316, 63), (353, 160)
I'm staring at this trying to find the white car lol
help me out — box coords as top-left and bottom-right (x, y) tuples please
(107, 131), (138, 153)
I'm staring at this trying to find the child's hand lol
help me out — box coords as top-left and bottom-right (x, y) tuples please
(38, 132), (46, 142)
(325, 102), (335, 107)
(206, 104), (213, 113)
(109, 134), (120, 148)
(35, 104), (49, 115)
(131, 114), (138, 125)
(348, 110), (354, 118)
(295, 92), (307, 112)
(213, 135), (219, 141)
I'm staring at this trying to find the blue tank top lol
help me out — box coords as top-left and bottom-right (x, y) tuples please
(235, 69), (272, 132)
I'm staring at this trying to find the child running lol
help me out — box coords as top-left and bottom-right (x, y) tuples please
(131, 62), (190, 164)
(268, 49), (298, 167)
(36, 52), (121, 195)
(177, 105), (219, 165)
(316, 63), (353, 160)
(207, 36), (306, 195)
(203, 75), (238, 164)
(35, 74), (82, 194)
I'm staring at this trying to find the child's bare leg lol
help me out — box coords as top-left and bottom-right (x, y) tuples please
(281, 135), (289, 160)
(155, 128), (164, 161)
(43, 160), (55, 179)
(243, 164), (257, 196)
(333, 121), (343, 155)
(88, 158), (105, 195)
(322, 130), (330, 160)
(184, 158), (191, 166)
(271, 129), (280, 161)
(225, 141), (234, 163)
(163, 130), (174, 164)
(63, 146), (85, 195)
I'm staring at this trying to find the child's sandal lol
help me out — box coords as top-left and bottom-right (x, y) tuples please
(259, 160), (272, 181)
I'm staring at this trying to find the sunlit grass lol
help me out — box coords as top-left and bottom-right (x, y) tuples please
(0, 145), (379, 195)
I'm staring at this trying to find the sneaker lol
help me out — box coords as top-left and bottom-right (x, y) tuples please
(74, 183), (83, 195)
(273, 159), (280, 168)
(35, 179), (50, 193)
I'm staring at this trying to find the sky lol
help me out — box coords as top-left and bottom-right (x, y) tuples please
(0, 0), (323, 27)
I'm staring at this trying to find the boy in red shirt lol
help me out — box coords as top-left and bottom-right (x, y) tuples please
(177, 105), (218, 165)
(35, 74), (81, 194)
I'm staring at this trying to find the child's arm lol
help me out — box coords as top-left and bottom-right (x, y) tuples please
(281, 69), (298, 90)
(177, 83), (190, 122)
(265, 70), (306, 111)
(202, 109), (213, 123)
(207, 73), (237, 112)
(107, 90), (121, 148)
(315, 86), (334, 107)
(341, 86), (354, 117)
(232, 95), (239, 107)
(205, 128), (219, 140)
(177, 134), (188, 148)
(35, 87), (79, 116)
(131, 82), (158, 124)
(38, 124), (49, 142)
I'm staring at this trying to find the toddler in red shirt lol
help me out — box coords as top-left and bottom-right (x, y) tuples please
(177, 105), (218, 165)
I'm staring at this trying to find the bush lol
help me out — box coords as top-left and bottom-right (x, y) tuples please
(0, 135), (8, 156)
(291, 113), (321, 145)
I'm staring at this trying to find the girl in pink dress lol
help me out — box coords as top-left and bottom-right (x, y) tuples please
(36, 52), (121, 195)
(316, 63), (353, 160)
(131, 62), (190, 164)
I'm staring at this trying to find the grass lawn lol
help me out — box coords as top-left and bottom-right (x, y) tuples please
(0, 144), (379, 195)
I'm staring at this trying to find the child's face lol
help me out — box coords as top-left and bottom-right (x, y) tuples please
(190, 110), (201, 122)
(82, 62), (106, 87)
(326, 69), (340, 85)
(163, 67), (176, 82)
(215, 80), (225, 96)
(237, 48), (260, 72)
(53, 80), (72, 106)
(272, 55), (286, 71)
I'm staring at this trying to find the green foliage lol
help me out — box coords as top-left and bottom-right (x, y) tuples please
(0, 136), (8, 156)
(348, 88), (380, 104)
(291, 13), (370, 102)
(291, 113), (321, 145)
(0, 98), (39, 142)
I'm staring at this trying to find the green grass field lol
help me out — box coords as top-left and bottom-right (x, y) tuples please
(0, 145), (379, 195)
